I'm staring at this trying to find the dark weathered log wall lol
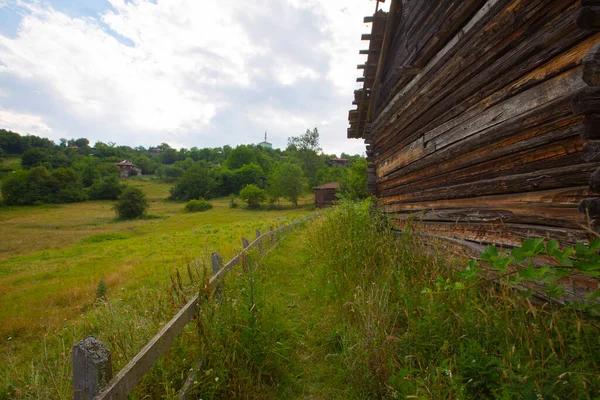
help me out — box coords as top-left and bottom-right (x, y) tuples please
(350, 0), (600, 247)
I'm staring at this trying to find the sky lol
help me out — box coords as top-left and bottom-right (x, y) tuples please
(0, 0), (385, 156)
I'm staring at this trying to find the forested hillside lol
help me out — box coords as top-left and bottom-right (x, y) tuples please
(0, 128), (368, 207)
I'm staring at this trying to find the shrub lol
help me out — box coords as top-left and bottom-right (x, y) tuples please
(184, 198), (212, 212)
(239, 184), (265, 208)
(114, 187), (148, 219)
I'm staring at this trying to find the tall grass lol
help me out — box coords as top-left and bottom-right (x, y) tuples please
(306, 200), (600, 399)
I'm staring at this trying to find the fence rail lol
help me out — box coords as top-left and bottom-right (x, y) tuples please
(72, 218), (309, 400)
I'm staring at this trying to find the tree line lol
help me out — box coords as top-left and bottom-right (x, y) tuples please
(0, 128), (368, 207)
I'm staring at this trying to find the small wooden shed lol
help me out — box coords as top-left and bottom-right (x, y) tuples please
(313, 182), (340, 208)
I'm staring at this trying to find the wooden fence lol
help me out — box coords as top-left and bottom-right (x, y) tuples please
(72, 219), (305, 400)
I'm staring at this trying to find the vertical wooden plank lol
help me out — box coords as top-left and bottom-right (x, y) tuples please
(211, 252), (223, 301)
(256, 230), (262, 254)
(73, 336), (112, 400)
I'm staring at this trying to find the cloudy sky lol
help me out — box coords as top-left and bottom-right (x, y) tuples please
(0, 0), (384, 155)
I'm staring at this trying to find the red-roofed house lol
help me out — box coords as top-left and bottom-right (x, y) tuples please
(115, 160), (141, 177)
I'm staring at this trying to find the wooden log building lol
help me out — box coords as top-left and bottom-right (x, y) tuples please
(349, 0), (600, 249)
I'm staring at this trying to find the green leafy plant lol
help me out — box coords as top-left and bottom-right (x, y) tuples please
(431, 238), (600, 304)
(184, 198), (213, 212)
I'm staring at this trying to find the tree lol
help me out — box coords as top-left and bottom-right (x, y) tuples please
(234, 163), (264, 193)
(169, 163), (214, 201)
(226, 145), (257, 170)
(287, 127), (322, 152)
(239, 184), (266, 208)
(339, 158), (369, 200)
(269, 163), (306, 206)
(209, 166), (236, 197)
(114, 187), (148, 219)
(21, 148), (52, 169)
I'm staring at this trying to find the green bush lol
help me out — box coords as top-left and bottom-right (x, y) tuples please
(184, 198), (212, 212)
(114, 187), (148, 219)
(239, 184), (265, 208)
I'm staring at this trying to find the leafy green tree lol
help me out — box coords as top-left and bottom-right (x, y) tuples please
(239, 184), (266, 208)
(169, 163), (214, 201)
(0, 129), (22, 154)
(339, 158), (368, 200)
(21, 148), (52, 169)
(52, 168), (87, 203)
(226, 145), (257, 170)
(209, 166), (236, 196)
(1, 170), (29, 205)
(161, 148), (179, 164)
(269, 163), (306, 206)
(234, 163), (264, 193)
(133, 155), (158, 175)
(287, 127), (322, 152)
(114, 187), (148, 219)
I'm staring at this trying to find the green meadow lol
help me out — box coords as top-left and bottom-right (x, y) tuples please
(0, 178), (313, 397)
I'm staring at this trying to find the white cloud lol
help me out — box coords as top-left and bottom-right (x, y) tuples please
(0, 0), (379, 154)
(0, 108), (55, 136)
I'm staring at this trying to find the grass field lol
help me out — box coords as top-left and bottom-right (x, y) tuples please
(0, 177), (314, 398)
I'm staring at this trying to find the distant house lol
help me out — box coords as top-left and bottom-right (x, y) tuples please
(149, 148), (163, 154)
(279, 155), (289, 160)
(115, 160), (141, 177)
(313, 182), (340, 208)
(67, 145), (79, 149)
(258, 132), (272, 149)
(329, 157), (349, 167)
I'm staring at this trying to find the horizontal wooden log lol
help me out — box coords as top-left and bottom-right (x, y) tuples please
(578, 6), (600, 30)
(394, 219), (590, 248)
(425, 67), (587, 150)
(383, 187), (590, 211)
(378, 113), (582, 188)
(381, 137), (586, 198)
(394, 206), (584, 229)
(382, 162), (600, 204)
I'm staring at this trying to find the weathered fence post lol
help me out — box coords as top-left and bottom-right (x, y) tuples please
(256, 230), (262, 254)
(270, 226), (274, 245)
(241, 237), (249, 271)
(72, 336), (112, 400)
(211, 252), (223, 301)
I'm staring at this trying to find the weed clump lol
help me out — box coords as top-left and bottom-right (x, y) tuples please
(184, 198), (212, 213)
(306, 200), (600, 399)
(95, 278), (108, 300)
